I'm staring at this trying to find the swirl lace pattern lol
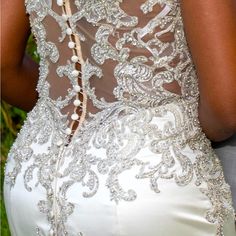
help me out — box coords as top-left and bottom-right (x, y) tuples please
(5, 0), (234, 235)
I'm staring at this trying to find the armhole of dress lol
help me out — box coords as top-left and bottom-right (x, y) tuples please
(63, 1), (88, 138)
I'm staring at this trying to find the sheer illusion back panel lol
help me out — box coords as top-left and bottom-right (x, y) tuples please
(30, 0), (196, 133)
(3, 1), (236, 236)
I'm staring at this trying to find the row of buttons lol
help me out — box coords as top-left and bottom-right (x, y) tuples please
(56, 0), (83, 137)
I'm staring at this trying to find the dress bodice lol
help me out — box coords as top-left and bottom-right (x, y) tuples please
(25, 0), (199, 135)
(4, 2), (235, 235)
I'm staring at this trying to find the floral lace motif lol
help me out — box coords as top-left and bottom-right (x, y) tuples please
(5, 0), (235, 235)
(5, 99), (234, 235)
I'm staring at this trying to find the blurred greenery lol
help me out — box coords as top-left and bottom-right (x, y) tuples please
(1, 34), (39, 236)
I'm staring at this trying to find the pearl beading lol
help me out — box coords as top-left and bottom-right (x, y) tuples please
(15, 1), (235, 235)
(56, 0), (86, 138)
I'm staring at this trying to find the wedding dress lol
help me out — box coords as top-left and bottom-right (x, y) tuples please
(4, 0), (236, 235)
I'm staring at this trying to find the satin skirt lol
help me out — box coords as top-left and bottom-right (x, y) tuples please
(4, 159), (235, 236)
(4, 100), (236, 236)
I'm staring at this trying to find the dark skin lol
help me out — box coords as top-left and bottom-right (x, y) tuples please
(1, 0), (38, 111)
(1, 0), (236, 141)
(180, 1), (236, 141)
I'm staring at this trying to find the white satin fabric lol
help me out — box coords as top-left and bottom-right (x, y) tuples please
(4, 104), (236, 236)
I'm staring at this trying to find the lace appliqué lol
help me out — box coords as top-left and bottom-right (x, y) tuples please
(5, 0), (235, 235)
(5, 99), (234, 235)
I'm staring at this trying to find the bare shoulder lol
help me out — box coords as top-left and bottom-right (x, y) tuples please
(1, 0), (31, 67)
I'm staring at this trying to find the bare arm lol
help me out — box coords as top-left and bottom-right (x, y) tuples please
(1, 0), (39, 111)
(180, 0), (236, 141)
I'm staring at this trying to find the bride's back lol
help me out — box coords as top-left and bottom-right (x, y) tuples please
(4, 2), (236, 236)
(26, 0), (199, 125)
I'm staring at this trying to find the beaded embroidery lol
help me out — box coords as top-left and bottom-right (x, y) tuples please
(5, 0), (234, 235)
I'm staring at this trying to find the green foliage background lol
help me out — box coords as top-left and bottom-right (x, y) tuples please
(1, 35), (39, 236)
